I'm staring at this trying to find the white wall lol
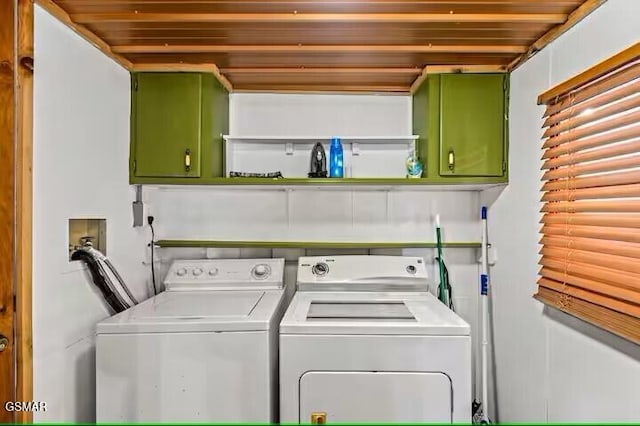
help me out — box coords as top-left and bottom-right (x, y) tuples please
(487, 0), (640, 421)
(33, 6), (149, 421)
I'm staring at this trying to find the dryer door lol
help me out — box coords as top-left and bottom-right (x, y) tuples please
(299, 371), (452, 423)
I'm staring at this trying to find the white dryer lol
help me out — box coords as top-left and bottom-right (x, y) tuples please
(280, 255), (471, 423)
(96, 258), (285, 422)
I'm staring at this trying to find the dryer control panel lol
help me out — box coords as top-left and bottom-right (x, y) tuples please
(164, 258), (285, 290)
(297, 255), (428, 292)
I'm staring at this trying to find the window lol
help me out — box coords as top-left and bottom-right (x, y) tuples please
(535, 43), (640, 344)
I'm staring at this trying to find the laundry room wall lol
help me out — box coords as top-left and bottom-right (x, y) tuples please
(145, 92), (487, 396)
(33, 5), (149, 421)
(484, 0), (640, 422)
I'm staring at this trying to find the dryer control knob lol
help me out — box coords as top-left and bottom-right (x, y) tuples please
(312, 262), (329, 276)
(252, 264), (271, 280)
(176, 268), (187, 277)
(193, 268), (204, 276)
(208, 268), (219, 276)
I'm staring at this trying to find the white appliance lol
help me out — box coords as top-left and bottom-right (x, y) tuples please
(96, 258), (286, 422)
(280, 255), (471, 423)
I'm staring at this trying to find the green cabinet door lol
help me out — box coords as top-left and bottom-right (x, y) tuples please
(439, 74), (506, 176)
(132, 73), (203, 178)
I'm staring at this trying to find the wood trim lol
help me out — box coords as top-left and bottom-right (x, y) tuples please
(113, 44), (527, 54)
(410, 64), (506, 93)
(538, 41), (640, 104)
(0, 0), (16, 421)
(508, 0), (607, 72)
(129, 62), (233, 92)
(221, 67), (422, 74)
(16, 0), (33, 422)
(71, 12), (567, 24)
(35, 0), (132, 70)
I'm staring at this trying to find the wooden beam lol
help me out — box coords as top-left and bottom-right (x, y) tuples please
(35, 0), (132, 70)
(221, 67), (422, 74)
(538, 41), (640, 104)
(410, 64), (507, 93)
(71, 12), (567, 24)
(16, 0), (34, 421)
(113, 44), (527, 54)
(129, 63), (233, 92)
(508, 0), (607, 71)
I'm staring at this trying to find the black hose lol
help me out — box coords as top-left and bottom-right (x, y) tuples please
(71, 250), (129, 313)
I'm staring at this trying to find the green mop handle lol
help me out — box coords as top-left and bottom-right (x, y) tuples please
(435, 214), (448, 306)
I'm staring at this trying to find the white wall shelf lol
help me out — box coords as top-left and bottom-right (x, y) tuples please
(224, 135), (419, 179)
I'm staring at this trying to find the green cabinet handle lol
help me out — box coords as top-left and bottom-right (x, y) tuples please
(448, 148), (455, 172)
(185, 149), (191, 172)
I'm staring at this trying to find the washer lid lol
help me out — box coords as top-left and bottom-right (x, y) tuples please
(97, 289), (284, 334)
(280, 291), (469, 336)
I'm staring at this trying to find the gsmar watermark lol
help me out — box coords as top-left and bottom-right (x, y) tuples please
(5, 401), (47, 412)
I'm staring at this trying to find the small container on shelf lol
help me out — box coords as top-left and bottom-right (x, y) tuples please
(406, 151), (423, 178)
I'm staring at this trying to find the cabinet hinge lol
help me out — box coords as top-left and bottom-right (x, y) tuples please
(132, 160), (136, 172)
(502, 161), (507, 173)
(133, 77), (138, 91)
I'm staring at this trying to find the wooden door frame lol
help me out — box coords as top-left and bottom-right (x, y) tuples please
(1, 0), (33, 423)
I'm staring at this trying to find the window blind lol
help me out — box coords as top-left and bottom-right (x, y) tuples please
(535, 43), (640, 344)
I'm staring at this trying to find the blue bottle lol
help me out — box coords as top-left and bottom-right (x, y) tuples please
(329, 137), (343, 178)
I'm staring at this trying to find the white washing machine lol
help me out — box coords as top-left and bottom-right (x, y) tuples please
(280, 255), (471, 423)
(96, 258), (286, 422)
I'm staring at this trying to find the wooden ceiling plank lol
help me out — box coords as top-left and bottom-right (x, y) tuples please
(71, 12), (567, 25)
(112, 44), (528, 54)
(54, 1), (581, 15)
(233, 84), (410, 93)
(130, 62), (233, 91)
(508, 0), (608, 71)
(35, 0), (132, 69)
(221, 67), (422, 74)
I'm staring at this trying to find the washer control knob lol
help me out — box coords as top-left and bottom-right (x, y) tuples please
(208, 268), (219, 276)
(406, 265), (417, 274)
(176, 268), (187, 277)
(193, 268), (204, 276)
(252, 264), (271, 280)
(312, 262), (329, 276)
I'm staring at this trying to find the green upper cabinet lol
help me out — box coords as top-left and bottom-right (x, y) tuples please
(130, 72), (229, 183)
(439, 74), (506, 176)
(413, 73), (509, 183)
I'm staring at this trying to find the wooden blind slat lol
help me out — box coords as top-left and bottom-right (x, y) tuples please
(542, 94), (640, 138)
(539, 256), (640, 292)
(541, 170), (640, 191)
(542, 125), (640, 159)
(543, 155), (640, 180)
(543, 79), (640, 127)
(542, 109), (640, 149)
(540, 235), (640, 259)
(542, 138), (640, 170)
(538, 278), (640, 318)
(541, 58), (640, 112)
(534, 287), (640, 345)
(540, 270), (640, 305)
(541, 213), (640, 229)
(541, 183), (640, 202)
(540, 246), (640, 275)
(541, 224), (640, 243)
